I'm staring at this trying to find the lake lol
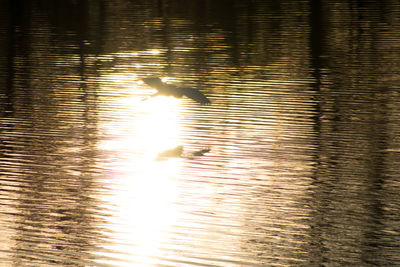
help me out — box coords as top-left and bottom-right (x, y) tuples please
(0, 1), (399, 266)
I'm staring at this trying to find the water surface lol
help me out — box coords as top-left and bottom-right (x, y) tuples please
(0, 1), (399, 266)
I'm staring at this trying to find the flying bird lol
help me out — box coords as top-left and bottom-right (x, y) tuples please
(142, 77), (211, 105)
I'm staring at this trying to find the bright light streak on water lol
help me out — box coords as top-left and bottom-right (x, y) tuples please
(94, 79), (183, 265)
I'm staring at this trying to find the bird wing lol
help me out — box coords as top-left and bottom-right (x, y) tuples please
(143, 78), (181, 97)
(143, 77), (163, 91)
(179, 87), (211, 105)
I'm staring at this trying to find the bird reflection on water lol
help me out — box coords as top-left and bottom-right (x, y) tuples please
(156, 146), (210, 161)
(143, 77), (211, 105)
(156, 145), (184, 161)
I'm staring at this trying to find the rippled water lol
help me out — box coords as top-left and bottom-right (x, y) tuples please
(1, 1), (399, 266)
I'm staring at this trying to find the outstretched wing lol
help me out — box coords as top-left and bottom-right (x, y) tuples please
(143, 77), (182, 97)
(143, 77), (164, 91)
(179, 87), (211, 105)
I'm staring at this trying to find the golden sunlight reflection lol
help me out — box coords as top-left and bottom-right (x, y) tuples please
(95, 76), (183, 265)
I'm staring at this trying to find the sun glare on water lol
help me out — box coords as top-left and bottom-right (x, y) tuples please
(96, 77), (184, 266)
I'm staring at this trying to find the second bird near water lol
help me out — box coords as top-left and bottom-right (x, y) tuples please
(143, 77), (211, 105)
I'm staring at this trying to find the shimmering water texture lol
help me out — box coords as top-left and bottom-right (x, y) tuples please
(0, 1), (400, 266)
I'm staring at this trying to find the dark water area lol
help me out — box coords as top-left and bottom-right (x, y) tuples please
(0, 1), (399, 266)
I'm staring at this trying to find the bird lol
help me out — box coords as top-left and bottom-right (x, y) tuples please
(142, 77), (211, 105)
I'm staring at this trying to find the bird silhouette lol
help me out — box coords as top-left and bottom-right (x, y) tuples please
(143, 77), (211, 105)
